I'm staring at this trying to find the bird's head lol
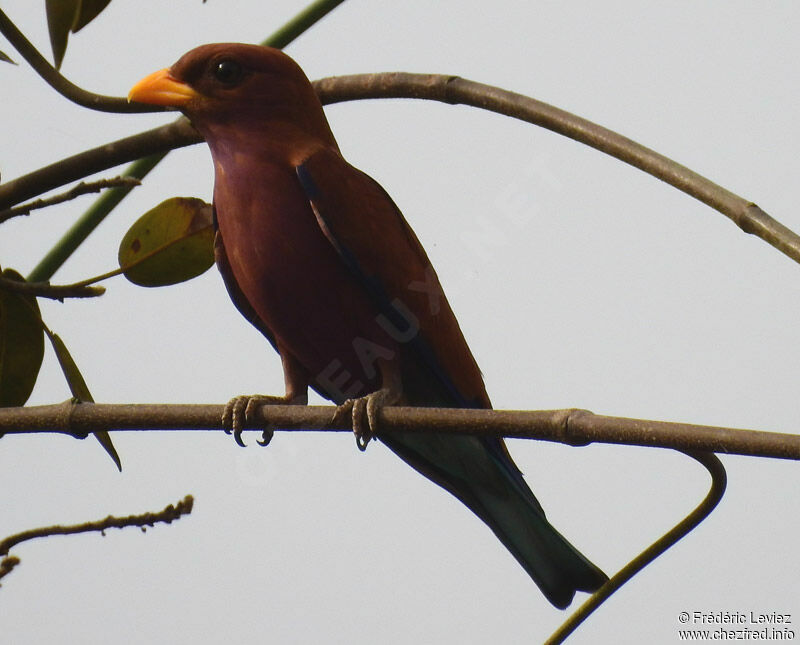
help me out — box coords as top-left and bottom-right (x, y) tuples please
(128, 43), (336, 153)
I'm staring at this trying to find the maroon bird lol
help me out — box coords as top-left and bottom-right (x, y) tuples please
(128, 43), (607, 608)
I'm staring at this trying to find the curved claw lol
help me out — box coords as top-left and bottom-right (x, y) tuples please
(222, 393), (293, 448)
(353, 397), (372, 451)
(223, 395), (251, 446)
(336, 389), (394, 452)
(355, 433), (370, 451)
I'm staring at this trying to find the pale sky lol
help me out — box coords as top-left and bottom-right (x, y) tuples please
(1, 2), (798, 643)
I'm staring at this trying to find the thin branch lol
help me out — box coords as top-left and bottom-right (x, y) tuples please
(0, 495), (194, 585)
(0, 8), (164, 113)
(0, 402), (797, 460)
(0, 273), (104, 299)
(0, 73), (796, 269)
(547, 451), (726, 643)
(0, 556), (20, 585)
(0, 176), (141, 223)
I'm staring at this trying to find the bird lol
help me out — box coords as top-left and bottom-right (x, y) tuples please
(128, 43), (607, 608)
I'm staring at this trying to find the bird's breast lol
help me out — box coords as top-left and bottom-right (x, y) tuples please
(213, 159), (397, 400)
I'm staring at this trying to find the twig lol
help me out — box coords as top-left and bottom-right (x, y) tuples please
(0, 176), (141, 223)
(546, 451), (726, 643)
(0, 495), (193, 556)
(0, 73), (796, 269)
(0, 273), (104, 299)
(0, 496), (194, 584)
(0, 8), (163, 113)
(0, 402), (797, 460)
(0, 556), (20, 585)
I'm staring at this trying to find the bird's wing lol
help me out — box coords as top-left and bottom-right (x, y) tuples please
(295, 146), (489, 409)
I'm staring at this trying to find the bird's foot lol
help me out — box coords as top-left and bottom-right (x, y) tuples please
(333, 388), (395, 452)
(222, 394), (294, 447)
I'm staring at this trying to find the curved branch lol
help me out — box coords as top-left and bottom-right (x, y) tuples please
(315, 73), (800, 263)
(547, 451), (726, 643)
(0, 9), (164, 113)
(0, 402), (798, 460)
(0, 73), (796, 269)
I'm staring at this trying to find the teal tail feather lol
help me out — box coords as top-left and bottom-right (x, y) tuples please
(380, 430), (607, 608)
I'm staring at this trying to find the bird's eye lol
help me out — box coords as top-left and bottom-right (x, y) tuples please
(212, 59), (244, 85)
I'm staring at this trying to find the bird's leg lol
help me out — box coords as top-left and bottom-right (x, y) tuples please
(333, 361), (402, 451)
(222, 351), (309, 447)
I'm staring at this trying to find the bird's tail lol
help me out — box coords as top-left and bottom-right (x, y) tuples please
(381, 430), (607, 608)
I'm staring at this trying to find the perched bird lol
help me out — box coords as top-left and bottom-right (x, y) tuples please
(128, 43), (607, 608)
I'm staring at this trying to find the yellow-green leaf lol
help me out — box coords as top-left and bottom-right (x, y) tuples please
(44, 328), (121, 471)
(0, 269), (44, 406)
(46, 329), (93, 403)
(119, 197), (215, 287)
(72, 0), (112, 33)
(45, 0), (80, 69)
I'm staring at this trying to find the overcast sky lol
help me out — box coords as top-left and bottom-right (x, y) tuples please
(1, 2), (799, 643)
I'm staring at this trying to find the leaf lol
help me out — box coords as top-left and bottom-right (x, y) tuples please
(71, 0), (113, 33)
(0, 269), (44, 406)
(0, 50), (16, 65)
(119, 197), (215, 287)
(45, 0), (80, 69)
(45, 329), (93, 403)
(45, 328), (122, 471)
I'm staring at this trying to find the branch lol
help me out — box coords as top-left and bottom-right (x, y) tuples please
(260, 0), (347, 50)
(0, 556), (20, 585)
(0, 176), (141, 223)
(0, 402), (797, 460)
(0, 73), (796, 269)
(0, 273), (104, 299)
(547, 451), (726, 643)
(0, 495), (194, 557)
(316, 74), (800, 264)
(0, 8), (164, 113)
(0, 495), (194, 584)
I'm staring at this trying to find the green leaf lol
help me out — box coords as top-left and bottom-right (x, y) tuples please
(45, 328), (122, 471)
(0, 50), (16, 65)
(45, 329), (93, 403)
(45, 0), (80, 69)
(0, 269), (44, 406)
(71, 0), (113, 33)
(119, 197), (215, 287)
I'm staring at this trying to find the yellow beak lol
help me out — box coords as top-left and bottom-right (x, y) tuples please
(128, 68), (199, 107)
